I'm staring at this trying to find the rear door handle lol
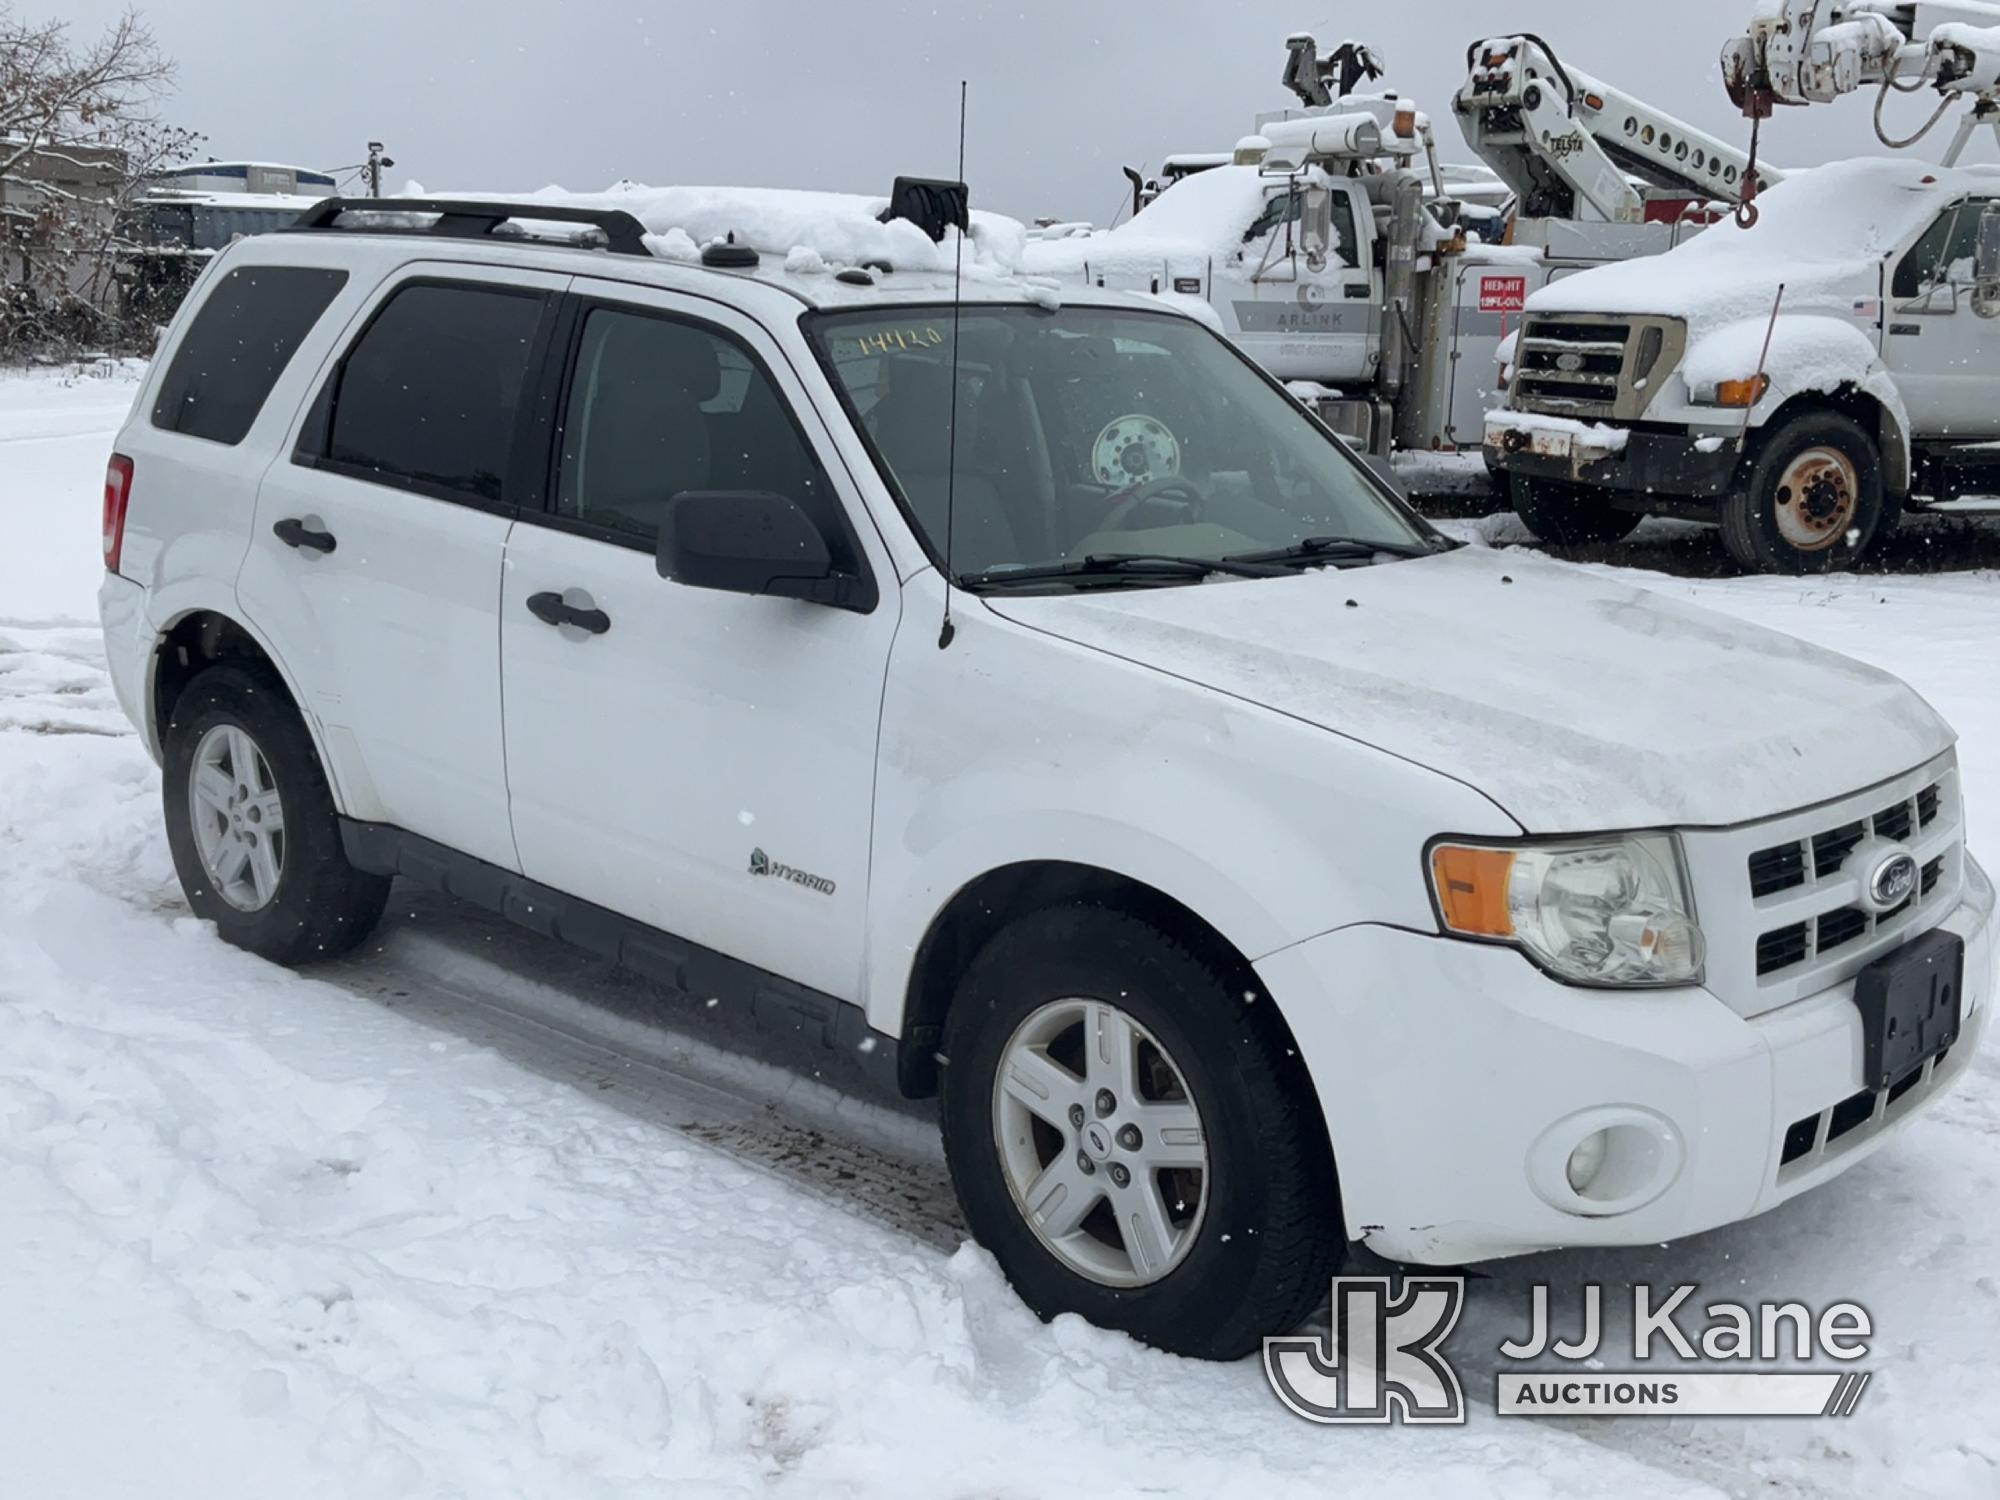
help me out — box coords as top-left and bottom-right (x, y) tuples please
(527, 590), (611, 636)
(273, 517), (336, 553)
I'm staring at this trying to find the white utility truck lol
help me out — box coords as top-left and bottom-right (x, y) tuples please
(1485, 2), (2000, 572)
(1027, 34), (1777, 459)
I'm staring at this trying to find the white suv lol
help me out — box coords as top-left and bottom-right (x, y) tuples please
(99, 195), (1992, 1361)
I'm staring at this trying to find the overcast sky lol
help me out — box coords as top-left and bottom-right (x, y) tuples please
(56, 0), (1998, 220)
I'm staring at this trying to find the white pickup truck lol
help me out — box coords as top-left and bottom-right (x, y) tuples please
(1486, 158), (2000, 572)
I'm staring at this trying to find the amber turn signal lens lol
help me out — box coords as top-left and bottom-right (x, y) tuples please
(1713, 374), (1771, 408)
(1430, 845), (1517, 938)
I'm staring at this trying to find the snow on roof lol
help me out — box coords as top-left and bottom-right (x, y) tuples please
(140, 189), (322, 212)
(1020, 165), (1288, 277)
(464, 182), (1028, 276)
(1528, 157), (2000, 331)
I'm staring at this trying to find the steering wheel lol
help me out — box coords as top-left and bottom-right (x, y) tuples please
(1100, 476), (1205, 533)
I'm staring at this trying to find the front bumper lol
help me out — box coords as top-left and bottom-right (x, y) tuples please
(1484, 417), (1743, 501)
(1257, 854), (1995, 1265)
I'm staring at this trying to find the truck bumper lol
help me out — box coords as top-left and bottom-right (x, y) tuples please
(1257, 854), (1995, 1266)
(1484, 419), (1743, 501)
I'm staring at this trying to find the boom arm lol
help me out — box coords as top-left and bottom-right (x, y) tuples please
(1455, 35), (1778, 224)
(1723, 3), (2000, 163)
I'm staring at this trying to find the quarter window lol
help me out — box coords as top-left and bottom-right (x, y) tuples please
(323, 282), (547, 503)
(151, 265), (347, 445)
(555, 307), (851, 566)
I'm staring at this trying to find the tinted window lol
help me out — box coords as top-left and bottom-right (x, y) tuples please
(152, 265), (347, 445)
(326, 282), (546, 502)
(556, 307), (851, 564)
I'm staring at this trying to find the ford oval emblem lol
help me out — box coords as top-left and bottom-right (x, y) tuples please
(1868, 851), (1919, 912)
(1555, 351), (1585, 373)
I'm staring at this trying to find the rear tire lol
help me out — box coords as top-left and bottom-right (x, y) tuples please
(162, 663), (390, 965)
(939, 903), (1343, 1361)
(1721, 411), (1883, 575)
(1510, 473), (1643, 545)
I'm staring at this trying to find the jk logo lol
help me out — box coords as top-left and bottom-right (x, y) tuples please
(1264, 1277), (1467, 1425)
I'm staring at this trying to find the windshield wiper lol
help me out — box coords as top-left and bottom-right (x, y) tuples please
(960, 553), (1288, 590)
(1226, 535), (1444, 568)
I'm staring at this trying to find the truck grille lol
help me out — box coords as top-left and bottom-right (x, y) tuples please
(1508, 313), (1685, 424)
(1680, 753), (1965, 1018)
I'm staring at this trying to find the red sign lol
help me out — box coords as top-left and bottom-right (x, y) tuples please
(1479, 275), (1528, 313)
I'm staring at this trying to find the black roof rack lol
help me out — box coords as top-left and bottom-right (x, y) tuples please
(288, 196), (652, 257)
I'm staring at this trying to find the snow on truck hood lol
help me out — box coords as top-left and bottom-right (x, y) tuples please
(986, 546), (1952, 832)
(1526, 157), (2000, 335)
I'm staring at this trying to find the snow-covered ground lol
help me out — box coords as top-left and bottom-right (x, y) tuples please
(3, 366), (1997, 1498)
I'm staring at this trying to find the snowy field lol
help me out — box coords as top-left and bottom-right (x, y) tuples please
(3, 364), (1998, 1499)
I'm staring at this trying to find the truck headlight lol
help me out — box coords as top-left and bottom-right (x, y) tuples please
(1428, 834), (1703, 987)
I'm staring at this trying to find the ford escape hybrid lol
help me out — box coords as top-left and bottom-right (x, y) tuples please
(99, 196), (1992, 1361)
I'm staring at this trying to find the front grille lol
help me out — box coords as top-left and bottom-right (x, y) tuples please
(1756, 923), (1809, 976)
(1748, 843), (1805, 898)
(1816, 907), (1868, 955)
(1685, 754), (1965, 1018)
(1514, 322), (1630, 417)
(1742, 776), (1954, 982)
(1810, 822), (1865, 876)
(1506, 313), (1684, 423)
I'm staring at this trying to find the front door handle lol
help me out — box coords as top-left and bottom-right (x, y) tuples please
(273, 517), (337, 554)
(527, 590), (611, 636)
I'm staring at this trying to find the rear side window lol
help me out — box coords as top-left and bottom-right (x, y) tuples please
(322, 282), (546, 503)
(151, 265), (347, 445)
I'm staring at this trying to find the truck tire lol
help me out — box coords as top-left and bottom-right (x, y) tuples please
(1509, 474), (1643, 545)
(939, 903), (1343, 1361)
(162, 663), (391, 966)
(1721, 411), (1883, 574)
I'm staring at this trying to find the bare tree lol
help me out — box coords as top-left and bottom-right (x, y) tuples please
(1, 6), (179, 354)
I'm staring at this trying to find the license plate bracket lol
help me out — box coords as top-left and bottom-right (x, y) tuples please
(1853, 929), (1964, 1092)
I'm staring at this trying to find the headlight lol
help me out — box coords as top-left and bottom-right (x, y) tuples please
(1428, 834), (1703, 987)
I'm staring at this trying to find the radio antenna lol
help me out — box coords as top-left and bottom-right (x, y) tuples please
(939, 78), (968, 651)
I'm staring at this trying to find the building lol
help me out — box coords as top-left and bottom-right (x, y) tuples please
(0, 138), (128, 318)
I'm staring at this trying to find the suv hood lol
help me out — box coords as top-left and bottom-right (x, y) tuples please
(984, 547), (1952, 832)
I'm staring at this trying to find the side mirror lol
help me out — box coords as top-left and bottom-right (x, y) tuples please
(1975, 203), (2000, 318)
(1301, 185), (1334, 271)
(656, 490), (869, 610)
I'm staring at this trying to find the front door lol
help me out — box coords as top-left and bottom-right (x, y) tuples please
(241, 265), (565, 870)
(1883, 196), (2000, 441)
(1225, 180), (1378, 382)
(498, 282), (900, 1000)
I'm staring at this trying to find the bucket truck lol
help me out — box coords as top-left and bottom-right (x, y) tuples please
(1483, 2), (2000, 573)
(1029, 33), (1774, 463)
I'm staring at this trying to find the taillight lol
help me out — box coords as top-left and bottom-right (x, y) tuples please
(103, 453), (134, 575)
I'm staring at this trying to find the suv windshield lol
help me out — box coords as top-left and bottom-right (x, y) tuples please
(805, 305), (1436, 584)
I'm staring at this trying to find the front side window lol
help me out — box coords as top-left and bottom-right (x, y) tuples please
(1892, 199), (1993, 299)
(555, 306), (854, 568)
(807, 305), (1432, 582)
(324, 282), (546, 502)
(152, 264), (347, 445)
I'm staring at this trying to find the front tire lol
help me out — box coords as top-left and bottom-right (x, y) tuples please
(1510, 473), (1644, 545)
(940, 904), (1343, 1360)
(1721, 411), (1884, 574)
(162, 663), (390, 965)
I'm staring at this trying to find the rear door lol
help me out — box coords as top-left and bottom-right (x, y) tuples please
(239, 265), (564, 870)
(498, 282), (899, 1000)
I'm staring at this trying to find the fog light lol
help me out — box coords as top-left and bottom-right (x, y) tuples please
(1566, 1130), (1609, 1193)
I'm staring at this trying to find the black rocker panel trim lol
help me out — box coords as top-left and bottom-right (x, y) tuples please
(338, 818), (902, 1096)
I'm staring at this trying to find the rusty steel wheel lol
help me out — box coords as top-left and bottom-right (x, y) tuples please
(1723, 411), (1883, 575)
(1771, 445), (1861, 553)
